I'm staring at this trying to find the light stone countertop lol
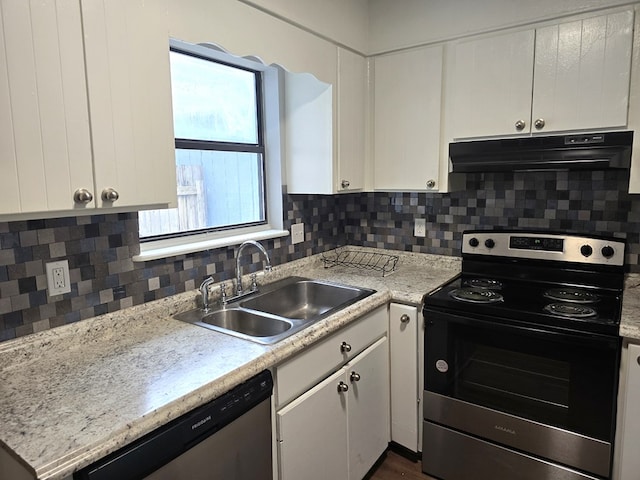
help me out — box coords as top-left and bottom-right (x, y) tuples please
(4, 249), (638, 480)
(0, 248), (461, 480)
(621, 273), (640, 341)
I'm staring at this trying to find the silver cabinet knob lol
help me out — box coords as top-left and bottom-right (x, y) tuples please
(350, 371), (361, 382)
(340, 341), (352, 353)
(337, 381), (349, 393)
(426, 179), (436, 189)
(341, 180), (350, 189)
(400, 314), (410, 324)
(73, 188), (93, 204)
(637, 356), (640, 366)
(101, 188), (119, 202)
(534, 118), (545, 130)
(515, 120), (526, 131)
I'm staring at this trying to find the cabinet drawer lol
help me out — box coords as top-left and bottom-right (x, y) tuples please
(276, 305), (387, 408)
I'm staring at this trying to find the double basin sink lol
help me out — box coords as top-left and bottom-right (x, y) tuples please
(174, 276), (375, 344)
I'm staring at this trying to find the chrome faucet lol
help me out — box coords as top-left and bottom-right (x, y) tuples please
(199, 276), (215, 312)
(235, 240), (272, 296)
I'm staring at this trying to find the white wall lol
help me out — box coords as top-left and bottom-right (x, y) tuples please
(167, 0), (338, 84)
(239, 0), (369, 54)
(368, 0), (638, 53)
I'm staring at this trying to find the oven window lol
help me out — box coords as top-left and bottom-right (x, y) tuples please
(437, 320), (618, 442)
(456, 343), (571, 428)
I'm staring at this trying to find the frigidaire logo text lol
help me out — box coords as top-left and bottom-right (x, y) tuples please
(494, 425), (516, 435)
(192, 415), (212, 430)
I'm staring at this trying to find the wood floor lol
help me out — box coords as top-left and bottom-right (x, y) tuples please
(367, 450), (437, 480)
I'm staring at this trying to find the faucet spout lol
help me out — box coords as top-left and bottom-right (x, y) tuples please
(235, 240), (272, 296)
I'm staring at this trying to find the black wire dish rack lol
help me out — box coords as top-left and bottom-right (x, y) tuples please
(321, 247), (399, 277)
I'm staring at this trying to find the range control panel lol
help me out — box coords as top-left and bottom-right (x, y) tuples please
(462, 231), (625, 266)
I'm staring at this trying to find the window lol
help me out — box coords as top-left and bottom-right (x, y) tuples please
(137, 40), (285, 260)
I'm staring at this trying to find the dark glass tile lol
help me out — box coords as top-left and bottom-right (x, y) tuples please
(18, 277), (37, 294)
(84, 223), (101, 238)
(4, 311), (23, 328)
(80, 265), (95, 281)
(113, 285), (126, 300)
(108, 234), (123, 248)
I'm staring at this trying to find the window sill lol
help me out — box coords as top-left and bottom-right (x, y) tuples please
(133, 229), (289, 262)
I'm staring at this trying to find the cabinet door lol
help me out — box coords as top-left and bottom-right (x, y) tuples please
(0, 0), (94, 214)
(277, 368), (348, 480)
(448, 29), (535, 139)
(533, 10), (633, 133)
(337, 47), (366, 192)
(374, 45), (443, 191)
(284, 69), (334, 195)
(619, 343), (640, 479)
(389, 304), (419, 452)
(346, 337), (390, 480)
(82, 0), (176, 209)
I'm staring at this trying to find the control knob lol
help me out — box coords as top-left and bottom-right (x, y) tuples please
(469, 237), (479, 247)
(485, 239), (495, 249)
(580, 245), (593, 257)
(601, 246), (615, 259)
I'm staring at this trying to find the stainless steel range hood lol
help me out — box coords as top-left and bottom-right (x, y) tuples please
(449, 131), (633, 173)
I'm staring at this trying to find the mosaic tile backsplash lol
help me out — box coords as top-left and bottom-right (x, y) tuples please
(1, 169), (638, 341)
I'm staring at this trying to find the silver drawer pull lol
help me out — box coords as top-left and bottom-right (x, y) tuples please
(340, 342), (352, 353)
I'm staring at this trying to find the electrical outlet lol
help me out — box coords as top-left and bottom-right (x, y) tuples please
(291, 223), (305, 244)
(46, 260), (71, 296)
(414, 218), (426, 237)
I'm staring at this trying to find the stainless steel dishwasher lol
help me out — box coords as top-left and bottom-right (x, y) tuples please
(74, 370), (273, 480)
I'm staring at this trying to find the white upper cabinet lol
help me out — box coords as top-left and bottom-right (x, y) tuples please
(82, 0), (176, 210)
(447, 10), (634, 140)
(447, 30), (535, 139)
(283, 69), (334, 194)
(284, 46), (366, 194)
(373, 45), (444, 191)
(0, 0), (176, 217)
(532, 11), (633, 133)
(337, 48), (367, 192)
(0, 0), (94, 215)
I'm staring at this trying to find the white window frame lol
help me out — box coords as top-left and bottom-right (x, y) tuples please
(134, 39), (287, 262)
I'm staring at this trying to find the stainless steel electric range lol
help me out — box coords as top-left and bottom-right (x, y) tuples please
(422, 230), (625, 480)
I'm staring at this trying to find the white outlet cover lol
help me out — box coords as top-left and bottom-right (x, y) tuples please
(291, 223), (305, 244)
(46, 260), (71, 296)
(414, 218), (426, 237)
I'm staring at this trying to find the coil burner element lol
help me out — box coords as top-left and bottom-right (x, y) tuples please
(449, 287), (504, 304)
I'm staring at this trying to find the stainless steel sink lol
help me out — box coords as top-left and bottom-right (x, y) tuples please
(174, 277), (375, 344)
(240, 279), (368, 320)
(176, 307), (292, 337)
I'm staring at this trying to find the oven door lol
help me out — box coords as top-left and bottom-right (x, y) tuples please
(423, 309), (620, 479)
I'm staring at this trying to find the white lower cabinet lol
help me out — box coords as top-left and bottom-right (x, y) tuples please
(616, 342), (640, 479)
(389, 303), (421, 453)
(278, 367), (349, 480)
(275, 306), (390, 480)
